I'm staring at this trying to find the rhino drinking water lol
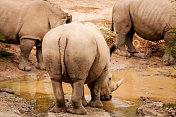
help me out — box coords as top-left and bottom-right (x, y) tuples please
(0, 0), (72, 71)
(42, 22), (123, 115)
(111, 0), (176, 63)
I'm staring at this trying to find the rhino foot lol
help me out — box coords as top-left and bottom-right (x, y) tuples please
(89, 100), (103, 108)
(36, 63), (46, 70)
(118, 50), (131, 57)
(18, 63), (31, 71)
(72, 107), (87, 115)
(50, 105), (66, 113)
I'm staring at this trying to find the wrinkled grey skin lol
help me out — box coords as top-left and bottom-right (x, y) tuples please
(112, 0), (176, 63)
(0, 0), (72, 71)
(42, 22), (123, 115)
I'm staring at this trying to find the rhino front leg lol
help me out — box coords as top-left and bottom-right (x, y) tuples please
(88, 71), (108, 108)
(19, 39), (36, 71)
(71, 80), (86, 115)
(36, 45), (46, 70)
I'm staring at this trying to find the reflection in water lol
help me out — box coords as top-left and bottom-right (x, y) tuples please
(102, 98), (141, 117)
(0, 66), (175, 116)
(0, 74), (54, 113)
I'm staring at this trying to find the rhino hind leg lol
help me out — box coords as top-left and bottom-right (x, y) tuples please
(19, 39), (36, 71)
(50, 75), (66, 113)
(71, 80), (87, 115)
(36, 45), (46, 70)
(45, 49), (66, 113)
(71, 84), (88, 106)
(125, 28), (138, 53)
(114, 10), (133, 57)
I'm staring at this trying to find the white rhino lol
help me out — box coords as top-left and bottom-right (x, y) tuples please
(42, 22), (123, 115)
(0, 0), (72, 71)
(111, 0), (176, 63)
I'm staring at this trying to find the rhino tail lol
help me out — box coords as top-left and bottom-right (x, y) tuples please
(58, 35), (68, 75)
(111, 15), (114, 32)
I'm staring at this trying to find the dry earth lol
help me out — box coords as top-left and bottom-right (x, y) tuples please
(0, 0), (175, 117)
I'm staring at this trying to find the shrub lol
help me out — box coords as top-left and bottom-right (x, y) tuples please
(0, 32), (14, 57)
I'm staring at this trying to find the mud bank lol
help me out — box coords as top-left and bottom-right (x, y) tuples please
(135, 97), (176, 117)
(0, 89), (111, 117)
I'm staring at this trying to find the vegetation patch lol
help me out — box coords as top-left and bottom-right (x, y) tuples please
(0, 50), (14, 57)
(166, 74), (176, 79)
(100, 26), (116, 41)
(0, 32), (14, 57)
(162, 103), (176, 109)
(0, 60), (9, 66)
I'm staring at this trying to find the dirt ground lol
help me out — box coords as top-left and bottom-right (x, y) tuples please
(0, 0), (175, 117)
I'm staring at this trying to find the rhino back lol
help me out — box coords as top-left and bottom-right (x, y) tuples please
(0, 0), (26, 43)
(62, 23), (108, 84)
(130, 0), (176, 40)
(18, 0), (51, 41)
(0, 0), (59, 43)
(19, 0), (67, 41)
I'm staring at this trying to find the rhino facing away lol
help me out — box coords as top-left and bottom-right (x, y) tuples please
(111, 0), (176, 63)
(42, 22), (123, 115)
(0, 0), (72, 71)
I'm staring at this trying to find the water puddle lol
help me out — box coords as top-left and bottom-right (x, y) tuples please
(111, 67), (176, 103)
(0, 66), (175, 116)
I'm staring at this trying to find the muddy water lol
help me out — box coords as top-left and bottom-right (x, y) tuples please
(0, 67), (175, 116)
(112, 67), (176, 103)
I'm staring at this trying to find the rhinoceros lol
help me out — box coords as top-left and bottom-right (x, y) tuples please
(42, 22), (123, 115)
(111, 0), (176, 63)
(0, 0), (72, 71)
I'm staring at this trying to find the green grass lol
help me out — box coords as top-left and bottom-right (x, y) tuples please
(0, 61), (9, 66)
(0, 50), (14, 57)
(0, 32), (5, 42)
(166, 74), (176, 79)
(162, 103), (176, 109)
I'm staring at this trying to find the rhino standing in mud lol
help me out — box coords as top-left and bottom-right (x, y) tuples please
(0, 0), (72, 71)
(42, 22), (123, 115)
(111, 0), (176, 63)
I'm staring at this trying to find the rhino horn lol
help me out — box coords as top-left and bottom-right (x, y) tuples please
(112, 78), (124, 92)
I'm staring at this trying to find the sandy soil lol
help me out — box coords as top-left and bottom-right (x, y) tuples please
(0, 0), (175, 117)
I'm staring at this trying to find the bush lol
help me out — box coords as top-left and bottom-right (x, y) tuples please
(163, 25), (176, 60)
(0, 50), (14, 57)
(0, 32), (14, 57)
(0, 32), (5, 42)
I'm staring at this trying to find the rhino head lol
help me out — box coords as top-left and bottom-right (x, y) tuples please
(100, 73), (124, 101)
(48, 4), (72, 29)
